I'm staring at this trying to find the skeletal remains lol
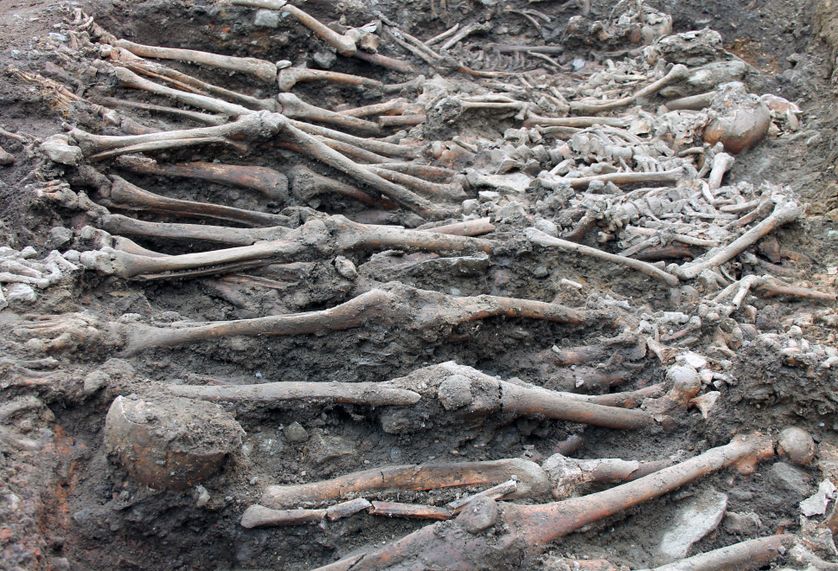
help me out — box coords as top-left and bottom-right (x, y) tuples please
(2, 0), (837, 569)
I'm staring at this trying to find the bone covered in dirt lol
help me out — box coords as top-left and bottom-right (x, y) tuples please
(104, 394), (244, 490)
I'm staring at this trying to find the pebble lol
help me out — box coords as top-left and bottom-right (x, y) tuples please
(47, 226), (74, 249)
(768, 462), (811, 499)
(253, 9), (280, 27)
(723, 511), (762, 534)
(194, 485), (210, 508)
(284, 421), (309, 444)
(533, 218), (559, 237)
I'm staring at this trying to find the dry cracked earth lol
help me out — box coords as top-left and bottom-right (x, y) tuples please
(0, 0), (837, 570)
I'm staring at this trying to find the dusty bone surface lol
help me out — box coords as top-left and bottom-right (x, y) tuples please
(1, 0), (837, 570)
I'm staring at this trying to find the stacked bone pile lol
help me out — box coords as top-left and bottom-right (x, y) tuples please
(1, 0), (837, 570)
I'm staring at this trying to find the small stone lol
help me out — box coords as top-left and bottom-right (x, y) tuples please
(5, 283), (36, 303)
(312, 49), (337, 69)
(456, 496), (498, 533)
(532, 266), (550, 279)
(768, 462), (812, 500)
(657, 489), (728, 563)
(284, 421), (309, 444)
(253, 9), (280, 27)
(722, 511), (762, 534)
(40, 135), (83, 165)
(47, 227), (74, 249)
(306, 430), (355, 465)
(533, 218), (559, 237)
(194, 485), (210, 508)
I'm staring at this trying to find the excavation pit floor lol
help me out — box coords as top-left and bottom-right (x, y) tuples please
(0, 0), (836, 570)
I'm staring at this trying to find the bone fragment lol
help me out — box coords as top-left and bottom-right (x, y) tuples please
(524, 115), (630, 128)
(543, 168), (685, 190)
(707, 152), (735, 191)
(241, 505), (327, 528)
(527, 228), (680, 287)
(368, 501), (453, 520)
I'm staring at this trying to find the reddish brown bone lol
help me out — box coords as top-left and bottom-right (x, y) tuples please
(114, 155), (289, 200)
(313, 433), (775, 570)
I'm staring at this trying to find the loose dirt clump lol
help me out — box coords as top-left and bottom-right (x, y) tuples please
(0, 0), (836, 570)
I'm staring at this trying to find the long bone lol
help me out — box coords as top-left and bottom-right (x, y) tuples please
(570, 65), (691, 115)
(672, 197), (802, 280)
(114, 155), (289, 201)
(114, 67), (380, 133)
(98, 214), (289, 246)
(642, 534), (795, 571)
(281, 121), (455, 219)
(313, 433), (775, 571)
(169, 381), (421, 406)
(78, 216), (493, 280)
(287, 165), (397, 209)
(227, 0), (414, 73)
(68, 110), (286, 158)
(256, 451), (670, 517)
(98, 175), (289, 227)
(105, 46), (274, 111)
(96, 97), (227, 126)
(15, 282), (611, 356)
(527, 228), (680, 287)
(541, 168), (685, 190)
(168, 361), (669, 435)
(110, 38), (277, 82)
(277, 67), (423, 94)
(67, 111), (448, 218)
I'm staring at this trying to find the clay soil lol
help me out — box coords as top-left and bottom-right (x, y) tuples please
(0, 0), (836, 570)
